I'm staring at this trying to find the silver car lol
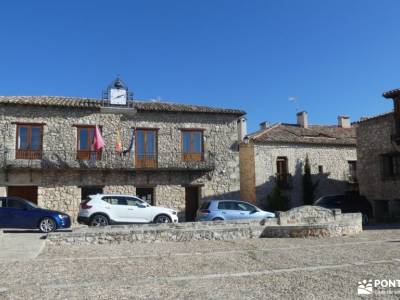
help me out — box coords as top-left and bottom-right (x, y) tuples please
(196, 200), (275, 221)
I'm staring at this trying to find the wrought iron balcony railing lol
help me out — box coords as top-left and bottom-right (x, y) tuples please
(0, 149), (215, 171)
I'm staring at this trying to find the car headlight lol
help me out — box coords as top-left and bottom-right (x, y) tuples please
(58, 214), (69, 219)
(171, 211), (177, 215)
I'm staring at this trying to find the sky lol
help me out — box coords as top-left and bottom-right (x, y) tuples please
(0, 0), (399, 132)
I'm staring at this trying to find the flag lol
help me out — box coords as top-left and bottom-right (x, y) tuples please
(123, 128), (135, 155)
(115, 130), (122, 153)
(93, 125), (105, 151)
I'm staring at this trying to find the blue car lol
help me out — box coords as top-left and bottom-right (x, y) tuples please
(196, 199), (275, 221)
(0, 196), (71, 233)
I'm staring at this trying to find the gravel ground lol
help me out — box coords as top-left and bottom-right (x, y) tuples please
(1, 229), (400, 299)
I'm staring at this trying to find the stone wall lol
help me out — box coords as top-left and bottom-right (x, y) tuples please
(0, 103), (242, 221)
(357, 113), (400, 219)
(46, 206), (362, 245)
(241, 142), (356, 208)
(38, 186), (81, 223)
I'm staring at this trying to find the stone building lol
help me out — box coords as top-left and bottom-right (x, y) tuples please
(0, 83), (245, 223)
(240, 112), (357, 209)
(356, 88), (400, 221)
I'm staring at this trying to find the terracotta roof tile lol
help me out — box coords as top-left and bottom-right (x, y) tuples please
(249, 123), (356, 146)
(0, 96), (245, 115)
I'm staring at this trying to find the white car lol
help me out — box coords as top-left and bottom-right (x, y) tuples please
(77, 194), (178, 226)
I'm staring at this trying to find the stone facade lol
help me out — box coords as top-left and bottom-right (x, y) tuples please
(356, 112), (400, 220)
(251, 143), (357, 207)
(240, 114), (357, 209)
(0, 97), (244, 223)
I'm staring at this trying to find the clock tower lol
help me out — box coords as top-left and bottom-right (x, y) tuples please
(103, 76), (133, 106)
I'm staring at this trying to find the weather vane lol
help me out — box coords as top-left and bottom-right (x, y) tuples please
(288, 96), (300, 112)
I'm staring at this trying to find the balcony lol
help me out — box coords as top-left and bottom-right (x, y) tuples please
(275, 173), (292, 190)
(0, 149), (215, 172)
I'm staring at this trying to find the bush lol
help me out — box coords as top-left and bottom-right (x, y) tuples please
(302, 154), (318, 205)
(266, 186), (289, 212)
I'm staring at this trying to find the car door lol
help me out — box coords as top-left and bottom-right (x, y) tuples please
(217, 201), (239, 220)
(236, 202), (265, 220)
(102, 196), (130, 223)
(3, 197), (33, 229)
(125, 197), (150, 223)
(0, 197), (7, 227)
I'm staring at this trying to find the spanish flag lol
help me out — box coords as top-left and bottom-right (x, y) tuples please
(115, 130), (122, 153)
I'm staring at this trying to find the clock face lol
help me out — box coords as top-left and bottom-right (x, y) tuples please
(110, 88), (127, 105)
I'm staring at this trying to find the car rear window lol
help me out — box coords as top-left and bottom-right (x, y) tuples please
(218, 201), (237, 210)
(200, 202), (211, 210)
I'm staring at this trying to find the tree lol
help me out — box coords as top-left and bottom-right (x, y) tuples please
(302, 154), (318, 205)
(266, 186), (289, 212)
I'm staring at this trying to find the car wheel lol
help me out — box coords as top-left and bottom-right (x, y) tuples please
(90, 214), (109, 227)
(39, 217), (57, 233)
(154, 214), (172, 223)
(362, 213), (369, 226)
(212, 217), (224, 221)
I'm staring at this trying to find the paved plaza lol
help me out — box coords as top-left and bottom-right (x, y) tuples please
(0, 228), (400, 299)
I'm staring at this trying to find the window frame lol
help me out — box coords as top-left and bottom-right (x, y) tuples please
(382, 153), (400, 179)
(76, 125), (102, 160)
(15, 123), (43, 159)
(135, 128), (158, 168)
(181, 129), (204, 161)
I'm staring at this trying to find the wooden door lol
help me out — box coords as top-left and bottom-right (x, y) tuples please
(185, 186), (199, 222)
(7, 186), (38, 204)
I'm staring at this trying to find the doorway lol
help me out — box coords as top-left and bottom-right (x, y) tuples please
(185, 186), (200, 222)
(7, 186), (38, 204)
(136, 187), (155, 205)
(81, 186), (104, 201)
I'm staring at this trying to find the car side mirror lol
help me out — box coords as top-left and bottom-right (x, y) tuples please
(138, 204), (147, 208)
(250, 209), (258, 214)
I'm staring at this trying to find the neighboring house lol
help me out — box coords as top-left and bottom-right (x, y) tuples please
(0, 79), (246, 222)
(240, 111), (357, 209)
(356, 88), (400, 221)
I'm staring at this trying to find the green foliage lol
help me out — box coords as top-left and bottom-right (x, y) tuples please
(302, 154), (319, 205)
(266, 186), (289, 212)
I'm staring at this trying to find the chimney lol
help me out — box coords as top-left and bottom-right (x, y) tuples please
(259, 121), (269, 130)
(296, 111), (308, 128)
(383, 89), (400, 145)
(237, 117), (247, 141)
(337, 115), (351, 128)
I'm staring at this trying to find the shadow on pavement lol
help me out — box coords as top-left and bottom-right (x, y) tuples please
(3, 229), (72, 233)
(363, 223), (400, 230)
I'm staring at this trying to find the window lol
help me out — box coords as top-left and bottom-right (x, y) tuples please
(7, 198), (27, 209)
(182, 130), (203, 161)
(126, 197), (144, 206)
(0, 198), (5, 207)
(102, 196), (124, 205)
(318, 165), (324, 174)
(16, 124), (43, 159)
(348, 161), (357, 182)
(76, 126), (102, 160)
(217, 201), (239, 210)
(136, 187), (154, 205)
(382, 154), (400, 178)
(276, 157), (290, 189)
(236, 202), (256, 211)
(135, 129), (158, 168)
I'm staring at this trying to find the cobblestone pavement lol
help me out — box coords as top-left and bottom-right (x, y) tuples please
(0, 228), (400, 299)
